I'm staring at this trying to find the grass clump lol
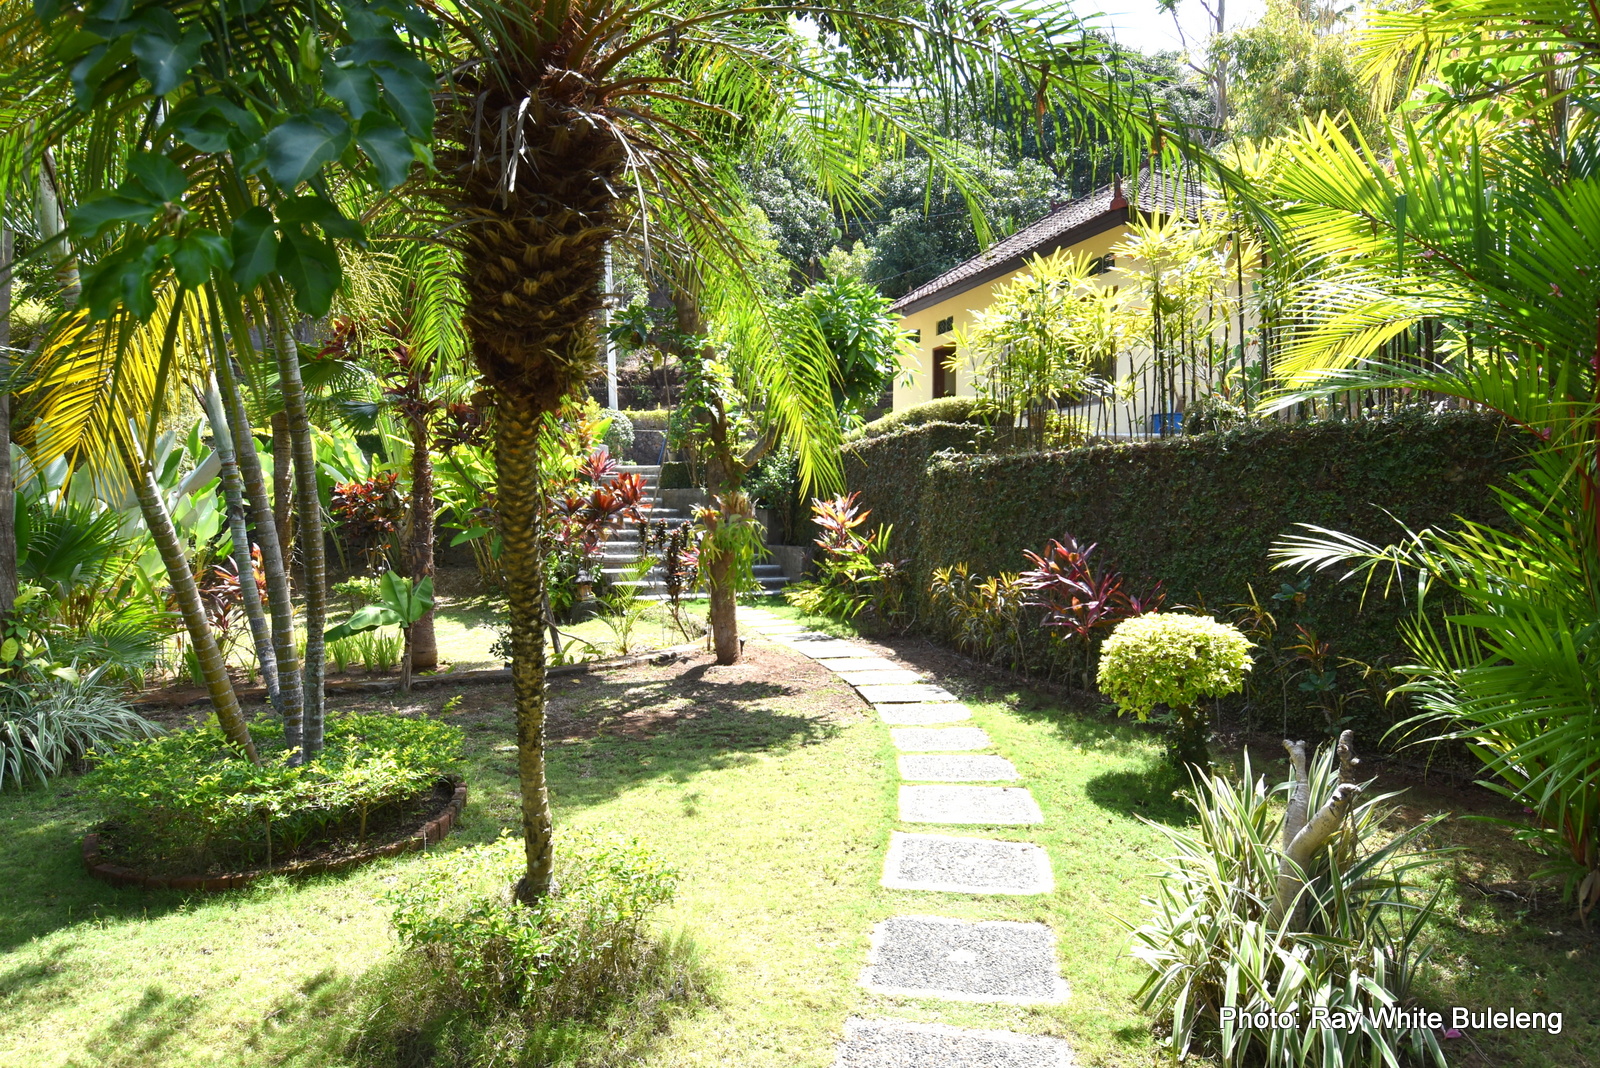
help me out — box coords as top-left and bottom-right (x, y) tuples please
(356, 833), (706, 1067)
(83, 714), (462, 871)
(0, 668), (159, 789)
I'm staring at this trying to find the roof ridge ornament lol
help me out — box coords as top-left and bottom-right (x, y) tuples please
(1109, 174), (1128, 211)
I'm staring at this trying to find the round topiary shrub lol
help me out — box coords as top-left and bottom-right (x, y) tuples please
(1097, 612), (1252, 769)
(601, 408), (635, 456)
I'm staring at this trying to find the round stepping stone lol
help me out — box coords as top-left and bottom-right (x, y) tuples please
(834, 1019), (1075, 1067)
(857, 683), (959, 703)
(861, 916), (1069, 1004)
(882, 833), (1054, 895)
(899, 785), (1043, 825)
(890, 727), (990, 752)
(838, 669), (926, 686)
(876, 703), (972, 726)
(898, 754), (1020, 782)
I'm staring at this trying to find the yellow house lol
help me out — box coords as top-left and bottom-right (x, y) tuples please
(890, 174), (1250, 436)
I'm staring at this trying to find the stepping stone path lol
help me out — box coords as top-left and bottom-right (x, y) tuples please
(835, 1020), (1075, 1068)
(890, 727), (991, 752)
(876, 703), (973, 726)
(882, 833), (1054, 895)
(736, 607), (1075, 1065)
(899, 754), (1021, 782)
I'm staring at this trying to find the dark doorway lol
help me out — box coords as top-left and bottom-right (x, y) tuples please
(931, 346), (956, 398)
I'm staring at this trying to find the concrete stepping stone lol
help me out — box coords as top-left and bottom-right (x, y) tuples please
(877, 703), (972, 726)
(822, 656), (902, 672)
(861, 916), (1069, 1004)
(834, 1019), (1075, 1067)
(773, 636), (875, 659)
(751, 623), (810, 635)
(898, 754), (1020, 782)
(839, 669), (927, 687)
(890, 727), (990, 752)
(857, 683), (960, 704)
(899, 785), (1043, 825)
(882, 833), (1054, 895)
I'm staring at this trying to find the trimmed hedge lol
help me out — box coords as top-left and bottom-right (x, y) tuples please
(846, 397), (984, 442)
(849, 410), (1531, 743)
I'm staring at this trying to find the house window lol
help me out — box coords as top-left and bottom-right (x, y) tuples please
(932, 346), (957, 398)
(908, 330), (921, 345)
(936, 316), (954, 335)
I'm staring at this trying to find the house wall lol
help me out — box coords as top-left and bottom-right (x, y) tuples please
(893, 226), (1130, 411)
(893, 225), (1264, 438)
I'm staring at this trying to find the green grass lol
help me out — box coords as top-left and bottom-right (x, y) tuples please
(1, 598), (1593, 1066)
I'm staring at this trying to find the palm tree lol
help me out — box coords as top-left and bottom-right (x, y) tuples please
(1250, 0), (1600, 915)
(417, 0), (1167, 901)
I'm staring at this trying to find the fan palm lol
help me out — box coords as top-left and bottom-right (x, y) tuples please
(415, 0), (1169, 901)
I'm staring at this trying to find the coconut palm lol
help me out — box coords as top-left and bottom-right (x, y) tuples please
(416, 0), (1169, 901)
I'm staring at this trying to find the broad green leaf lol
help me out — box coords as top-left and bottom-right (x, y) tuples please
(230, 206), (279, 289)
(354, 114), (415, 189)
(325, 603), (401, 642)
(1, 638), (17, 662)
(126, 152), (189, 203)
(263, 109), (352, 188)
(276, 226), (341, 316)
(170, 231), (230, 288)
(323, 61), (380, 119)
(449, 525), (489, 546)
(278, 195), (363, 242)
(68, 193), (160, 240)
(168, 96), (263, 153)
(130, 23), (211, 95)
(373, 64), (434, 139)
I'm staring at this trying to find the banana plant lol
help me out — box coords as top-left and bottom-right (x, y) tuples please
(324, 570), (433, 693)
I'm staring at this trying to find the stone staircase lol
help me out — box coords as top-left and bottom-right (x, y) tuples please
(598, 464), (789, 597)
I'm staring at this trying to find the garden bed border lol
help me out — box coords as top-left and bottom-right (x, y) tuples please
(81, 780), (468, 892)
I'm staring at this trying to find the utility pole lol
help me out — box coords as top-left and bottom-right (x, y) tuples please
(604, 246), (618, 411)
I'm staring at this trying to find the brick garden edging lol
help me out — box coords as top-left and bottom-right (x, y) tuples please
(82, 780), (468, 892)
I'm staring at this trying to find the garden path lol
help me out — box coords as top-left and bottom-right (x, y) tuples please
(736, 607), (1078, 1068)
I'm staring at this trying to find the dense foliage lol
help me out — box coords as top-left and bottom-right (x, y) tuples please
(844, 411), (1527, 743)
(1125, 745), (1446, 1067)
(361, 833), (698, 1065)
(84, 715), (462, 871)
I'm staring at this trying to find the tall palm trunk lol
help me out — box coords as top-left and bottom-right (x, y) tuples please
(405, 410), (438, 671)
(200, 382), (280, 709)
(497, 400), (555, 903)
(216, 351), (306, 752)
(119, 435), (258, 762)
(269, 297), (326, 755)
(0, 226), (14, 622)
(271, 410), (294, 557)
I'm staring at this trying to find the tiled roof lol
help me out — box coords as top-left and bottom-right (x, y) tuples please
(889, 171), (1208, 315)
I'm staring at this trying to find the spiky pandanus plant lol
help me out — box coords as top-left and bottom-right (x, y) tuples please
(419, 0), (1169, 902)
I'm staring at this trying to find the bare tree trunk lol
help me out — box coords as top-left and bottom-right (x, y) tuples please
(405, 411), (437, 671)
(0, 226), (14, 622)
(269, 298), (326, 756)
(499, 400), (555, 904)
(215, 349), (305, 754)
(1269, 734), (1364, 925)
(707, 549), (739, 664)
(200, 381), (280, 709)
(119, 435), (258, 763)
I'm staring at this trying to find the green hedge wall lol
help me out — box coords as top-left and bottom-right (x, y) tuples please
(849, 410), (1531, 744)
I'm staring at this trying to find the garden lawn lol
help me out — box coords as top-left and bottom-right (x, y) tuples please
(3, 598), (1591, 1066)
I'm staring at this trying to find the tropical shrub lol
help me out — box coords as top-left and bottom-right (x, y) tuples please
(1098, 612), (1251, 768)
(359, 833), (702, 1064)
(0, 669), (159, 790)
(845, 396), (982, 441)
(600, 408), (635, 455)
(1020, 535), (1164, 688)
(83, 715), (462, 871)
(786, 493), (910, 631)
(927, 564), (1028, 669)
(1125, 741), (1446, 1068)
